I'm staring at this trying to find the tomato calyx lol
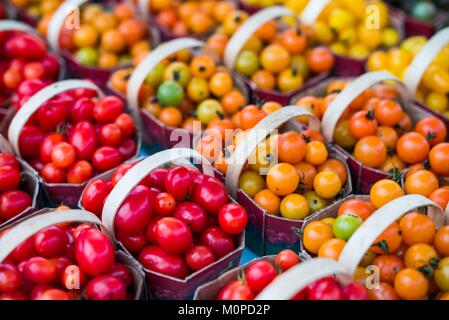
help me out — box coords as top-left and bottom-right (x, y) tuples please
(373, 239), (390, 254)
(390, 168), (402, 184)
(425, 131), (437, 142)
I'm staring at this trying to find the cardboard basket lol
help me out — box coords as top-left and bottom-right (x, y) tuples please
(224, 106), (352, 256)
(82, 148), (245, 300)
(0, 207), (145, 300)
(7, 79), (141, 206)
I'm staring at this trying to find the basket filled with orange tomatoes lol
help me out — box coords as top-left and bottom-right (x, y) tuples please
(79, 148), (247, 300)
(135, 0), (238, 41)
(108, 37), (250, 148)
(217, 6), (334, 105)
(43, 0), (159, 88)
(195, 251), (370, 300)
(216, 105), (351, 256)
(367, 27), (449, 129)
(292, 71), (447, 193)
(0, 207), (146, 300)
(7, 0), (63, 26)
(6, 79), (141, 206)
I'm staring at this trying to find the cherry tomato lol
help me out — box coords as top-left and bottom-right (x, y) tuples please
(174, 202), (207, 233)
(274, 249), (299, 271)
(0, 263), (21, 293)
(307, 277), (344, 300)
(164, 166), (194, 201)
(396, 132), (430, 164)
(372, 255), (404, 285)
(415, 117), (447, 146)
(93, 96), (125, 123)
(40, 163), (66, 183)
(192, 177), (228, 215)
(394, 268), (429, 300)
(81, 179), (112, 216)
(92, 146), (123, 172)
(38, 289), (71, 300)
(349, 110), (378, 139)
(116, 230), (147, 255)
(185, 245), (216, 271)
(200, 227), (235, 258)
(34, 225), (68, 258)
(156, 217), (193, 255)
(138, 246), (189, 279)
(245, 260), (276, 294)
(69, 121), (97, 161)
(40, 133), (65, 164)
(218, 203), (248, 235)
(429, 142), (449, 176)
(337, 198), (374, 221)
(23, 257), (56, 284)
(51, 142), (76, 169)
(85, 275), (126, 300)
(217, 280), (254, 300)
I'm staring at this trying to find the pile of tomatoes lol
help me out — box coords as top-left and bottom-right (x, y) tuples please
(56, 2), (151, 69)
(147, 0), (236, 38)
(19, 89), (137, 184)
(9, 0), (62, 25)
(0, 30), (60, 107)
(368, 37), (449, 117)
(0, 152), (33, 224)
(302, 80), (448, 174)
(110, 48), (248, 132)
(81, 163), (248, 279)
(0, 218), (136, 300)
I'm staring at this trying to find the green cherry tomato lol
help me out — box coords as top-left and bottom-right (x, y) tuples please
(164, 61), (191, 87)
(412, 1), (437, 21)
(332, 214), (362, 241)
(303, 191), (328, 213)
(196, 99), (224, 124)
(75, 47), (98, 66)
(157, 80), (185, 107)
(146, 63), (165, 87)
(236, 50), (260, 77)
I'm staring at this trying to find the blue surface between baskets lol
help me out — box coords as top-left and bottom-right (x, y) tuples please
(140, 143), (259, 266)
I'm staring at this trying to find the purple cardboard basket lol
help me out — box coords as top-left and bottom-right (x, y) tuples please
(404, 11), (448, 38)
(238, 0), (261, 14)
(239, 146), (352, 256)
(0, 207), (146, 300)
(78, 155), (245, 300)
(194, 255), (275, 300)
(292, 75), (437, 194)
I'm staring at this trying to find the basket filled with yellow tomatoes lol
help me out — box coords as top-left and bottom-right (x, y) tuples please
(336, 194), (449, 300)
(292, 71), (446, 194)
(108, 37), (250, 148)
(135, 0), (238, 41)
(7, 0), (63, 26)
(220, 6), (334, 105)
(44, 0), (159, 88)
(195, 252), (370, 300)
(387, 0), (449, 37)
(221, 105), (352, 256)
(367, 29), (449, 128)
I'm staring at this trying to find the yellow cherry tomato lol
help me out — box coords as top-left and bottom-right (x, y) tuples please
(313, 171), (342, 199)
(280, 193), (310, 220)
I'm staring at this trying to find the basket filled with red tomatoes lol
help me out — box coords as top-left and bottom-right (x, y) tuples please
(0, 20), (64, 135)
(80, 148), (247, 299)
(336, 194), (449, 300)
(135, 0), (238, 41)
(44, 0), (159, 88)
(108, 37), (249, 148)
(7, 79), (141, 206)
(0, 134), (41, 228)
(195, 252), (369, 300)
(292, 71), (447, 193)
(220, 6), (334, 105)
(0, 207), (145, 300)
(219, 105), (351, 256)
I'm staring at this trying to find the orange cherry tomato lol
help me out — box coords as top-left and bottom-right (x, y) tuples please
(158, 107), (183, 127)
(429, 188), (449, 210)
(429, 142), (449, 176)
(303, 221), (333, 254)
(221, 91), (246, 115)
(305, 141), (328, 166)
(370, 221), (402, 254)
(266, 163), (299, 196)
(318, 238), (346, 260)
(239, 105), (266, 130)
(278, 28), (307, 55)
(369, 179), (404, 209)
(399, 212), (436, 246)
(349, 110), (378, 139)
(376, 126), (398, 150)
(317, 159), (347, 185)
(302, 129), (324, 143)
(368, 282), (400, 300)
(373, 99), (404, 126)
(254, 189), (281, 216)
(277, 132), (307, 165)
(434, 226), (449, 257)
(254, 20), (277, 42)
(251, 70), (276, 90)
(373, 255), (405, 285)
(404, 243), (438, 269)
(295, 96), (323, 121)
(404, 170), (439, 197)
(261, 101), (282, 114)
(190, 55), (216, 78)
(306, 46), (334, 74)
(294, 162), (317, 192)
(353, 136), (387, 168)
(396, 132), (430, 164)
(415, 117), (447, 146)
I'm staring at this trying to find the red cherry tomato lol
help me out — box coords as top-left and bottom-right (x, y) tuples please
(185, 245), (216, 271)
(245, 260), (276, 294)
(51, 142), (76, 169)
(23, 257), (57, 284)
(99, 123), (122, 146)
(67, 160), (94, 184)
(40, 163), (66, 183)
(37, 289), (71, 300)
(147, 168), (168, 191)
(145, 219), (159, 244)
(307, 277), (344, 300)
(200, 227), (235, 258)
(34, 225), (68, 258)
(10, 237), (36, 262)
(138, 246), (189, 279)
(40, 133), (65, 164)
(174, 202), (207, 233)
(81, 179), (112, 216)
(69, 121), (98, 160)
(93, 96), (125, 123)
(0, 154), (20, 170)
(19, 125), (46, 158)
(156, 217), (193, 255)
(85, 275), (127, 300)
(0, 190), (32, 220)
(0, 263), (22, 293)
(117, 139), (137, 160)
(274, 249), (300, 271)
(153, 192), (176, 216)
(70, 98), (95, 123)
(108, 263), (133, 287)
(342, 283), (368, 300)
(116, 230), (147, 255)
(115, 114), (135, 138)
(164, 166), (194, 201)
(192, 177), (228, 215)
(111, 163), (135, 186)
(37, 96), (70, 131)
(92, 146), (123, 172)
(217, 280), (255, 300)
(218, 203), (248, 235)
(75, 228), (115, 277)
(0, 166), (20, 192)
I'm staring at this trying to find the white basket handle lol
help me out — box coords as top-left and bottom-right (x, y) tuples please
(138, 0), (150, 20)
(403, 27), (449, 95)
(47, 0), (88, 52)
(101, 148), (215, 236)
(0, 209), (104, 263)
(225, 106), (320, 198)
(338, 194), (445, 275)
(255, 258), (350, 300)
(0, 20), (37, 34)
(321, 71), (408, 142)
(7, 79), (103, 157)
(223, 6), (295, 70)
(300, 0), (331, 24)
(126, 38), (204, 121)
